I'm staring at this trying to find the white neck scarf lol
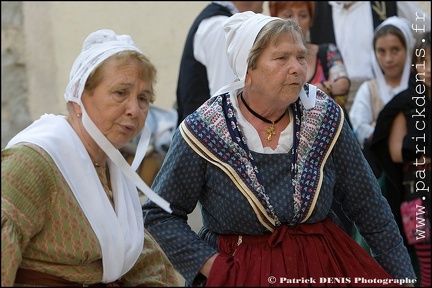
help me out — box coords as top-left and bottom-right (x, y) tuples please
(6, 114), (142, 282)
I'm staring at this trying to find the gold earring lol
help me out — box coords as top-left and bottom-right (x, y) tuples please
(77, 113), (82, 118)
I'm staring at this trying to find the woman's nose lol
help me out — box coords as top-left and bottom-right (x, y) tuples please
(126, 97), (144, 117)
(288, 58), (302, 74)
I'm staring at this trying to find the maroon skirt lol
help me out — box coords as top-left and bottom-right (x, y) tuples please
(207, 218), (394, 287)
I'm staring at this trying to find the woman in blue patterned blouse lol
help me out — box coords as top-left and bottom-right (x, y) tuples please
(143, 12), (416, 287)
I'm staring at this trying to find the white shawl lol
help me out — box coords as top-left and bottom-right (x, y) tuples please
(7, 114), (144, 282)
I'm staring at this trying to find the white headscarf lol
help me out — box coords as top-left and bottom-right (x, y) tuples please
(65, 29), (142, 105)
(213, 11), (315, 109)
(371, 16), (415, 103)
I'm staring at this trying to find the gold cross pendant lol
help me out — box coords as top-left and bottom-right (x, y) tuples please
(266, 124), (276, 141)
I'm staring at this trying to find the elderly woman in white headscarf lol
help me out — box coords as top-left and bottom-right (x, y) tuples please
(143, 12), (416, 287)
(1, 29), (177, 287)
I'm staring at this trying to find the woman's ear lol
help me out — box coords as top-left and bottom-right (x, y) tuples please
(71, 102), (82, 116)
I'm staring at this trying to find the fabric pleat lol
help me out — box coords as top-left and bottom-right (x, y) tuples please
(207, 219), (393, 287)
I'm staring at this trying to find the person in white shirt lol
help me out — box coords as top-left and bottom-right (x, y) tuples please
(175, 1), (264, 126)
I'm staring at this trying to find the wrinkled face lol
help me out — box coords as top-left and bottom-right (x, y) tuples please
(81, 57), (152, 149)
(246, 32), (307, 104)
(375, 34), (407, 80)
(275, 5), (311, 38)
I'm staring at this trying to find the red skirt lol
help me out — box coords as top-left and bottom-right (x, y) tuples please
(207, 218), (394, 287)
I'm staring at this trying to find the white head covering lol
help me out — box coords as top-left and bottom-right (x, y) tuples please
(213, 11), (315, 109)
(65, 29), (142, 104)
(371, 16), (415, 103)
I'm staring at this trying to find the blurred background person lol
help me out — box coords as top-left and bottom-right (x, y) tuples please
(350, 16), (415, 151)
(370, 31), (431, 287)
(310, 1), (430, 112)
(268, 1), (350, 113)
(349, 15), (416, 262)
(175, 1), (264, 126)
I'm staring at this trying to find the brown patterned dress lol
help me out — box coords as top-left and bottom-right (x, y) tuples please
(1, 143), (179, 287)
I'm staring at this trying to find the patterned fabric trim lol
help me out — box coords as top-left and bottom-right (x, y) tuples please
(180, 124), (276, 231)
(296, 88), (345, 223)
(182, 84), (344, 230)
(179, 93), (277, 231)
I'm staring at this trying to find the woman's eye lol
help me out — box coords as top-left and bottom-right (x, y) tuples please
(391, 47), (401, 53)
(138, 93), (152, 104)
(116, 90), (126, 97)
(139, 96), (148, 103)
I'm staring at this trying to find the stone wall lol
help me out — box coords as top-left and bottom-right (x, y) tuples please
(1, 1), (31, 149)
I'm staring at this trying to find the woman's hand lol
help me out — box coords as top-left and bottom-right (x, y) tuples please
(199, 253), (219, 278)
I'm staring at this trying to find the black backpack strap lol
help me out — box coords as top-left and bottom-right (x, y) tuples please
(317, 43), (329, 80)
(310, 1), (335, 44)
